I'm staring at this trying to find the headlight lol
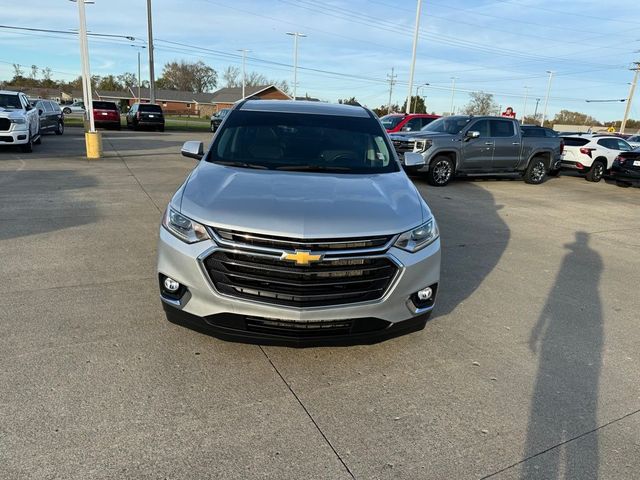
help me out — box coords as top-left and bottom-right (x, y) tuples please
(10, 118), (26, 124)
(394, 219), (439, 252)
(162, 207), (210, 243)
(415, 139), (432, 152)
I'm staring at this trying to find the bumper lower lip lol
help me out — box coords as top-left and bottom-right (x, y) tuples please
(162, 302), (431, 347)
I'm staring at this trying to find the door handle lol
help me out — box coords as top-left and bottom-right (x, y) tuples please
(484, 142), (494, 146)
(512, 142), (520, 145)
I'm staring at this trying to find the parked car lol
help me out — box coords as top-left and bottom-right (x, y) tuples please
(610, 148), (640, 187)
(158, 100), (441, 346)
(30, 99), (64, 135)
(389, 115), (563, 186)
(62, 101), (85, 114)
(0, 90), (41, 152)
(380, 113), (440, 133)
(210, 108), (230, 132)
(626, 134), (640, 148)
(559, 134), (634, 182)
(126, 103), (165, 131)
(91, 101), (121, 130)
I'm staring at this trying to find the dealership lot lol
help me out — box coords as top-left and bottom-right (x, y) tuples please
(1, 128), (639, 479)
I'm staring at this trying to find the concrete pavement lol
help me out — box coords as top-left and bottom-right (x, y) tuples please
(1, 128), (639, 479)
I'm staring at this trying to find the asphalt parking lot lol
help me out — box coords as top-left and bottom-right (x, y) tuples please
(1, 127), (639, 479)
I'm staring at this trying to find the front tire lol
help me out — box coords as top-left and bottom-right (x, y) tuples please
(56, 122), (64, 135)
(586, 160), (605, 182)
(426, 155), (454, 186)
(523, 157), (547, 184)
(20, 134), (33, 153)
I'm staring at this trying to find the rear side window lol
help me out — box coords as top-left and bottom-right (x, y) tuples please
(490, 120), (515, 137)
(139, 104), (163, 113)
(544, 129), (558, 137)
(44, 102), (54, 112)
(562, 137), (589, 146)
(521, 127), (544, 137)
(93, 101), (118, 110)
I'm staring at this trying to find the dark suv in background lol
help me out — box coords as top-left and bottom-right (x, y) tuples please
(126, 103), (165, 131)
(210, 108), (230, 132)
(30, 99), (64, 135)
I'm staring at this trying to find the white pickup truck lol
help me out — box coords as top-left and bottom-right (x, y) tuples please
(0, 90), (41, 152)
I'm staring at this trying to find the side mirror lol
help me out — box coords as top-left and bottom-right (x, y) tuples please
(38, 108), (44, 116)
(465, 130), (480, 140)
(402, 126), (412, 132)
(181, 141), (204, 160)
(404, 152), (425, 167)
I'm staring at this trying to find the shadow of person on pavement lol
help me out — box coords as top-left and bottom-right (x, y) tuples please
(522, 231), (603, 479)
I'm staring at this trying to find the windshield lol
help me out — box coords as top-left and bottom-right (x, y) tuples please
(0, 93), (22, 109)
(216, 109), (230, 118)
(208, 110), (398, 174)
(379, 115), (404, 129)
(422, 116), (472, 134)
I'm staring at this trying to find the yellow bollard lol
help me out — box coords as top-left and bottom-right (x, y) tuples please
(85, 131), (102, 159)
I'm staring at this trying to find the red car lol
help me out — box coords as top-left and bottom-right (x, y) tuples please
(380, 113), (440, 133)
(92, 101), (121, 130)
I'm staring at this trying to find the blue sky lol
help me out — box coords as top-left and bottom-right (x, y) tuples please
(2, 0), (639, 122)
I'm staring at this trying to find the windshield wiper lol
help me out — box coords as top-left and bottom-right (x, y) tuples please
(276, 165), (353, 172)
(214, 160), (269, 170)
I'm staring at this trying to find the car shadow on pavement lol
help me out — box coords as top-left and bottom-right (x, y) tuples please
(521, 231), (603, 479)
(0, 169), (99, 241)
(422, 181), (510, 317)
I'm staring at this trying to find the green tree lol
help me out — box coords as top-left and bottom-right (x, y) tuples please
(338, 97), (360, 106)
(463, 91), (498, 115)
(117, 72), (138, 89)
(401, 95), (426, 113)
(97, 75), (123, 91)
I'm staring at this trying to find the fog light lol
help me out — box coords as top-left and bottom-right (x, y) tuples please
(163, 277), (180, 292)
(417, 286), (433, 301)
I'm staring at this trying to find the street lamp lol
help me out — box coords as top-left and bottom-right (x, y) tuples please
(413, 83), (429, 113)
(71, 0), (101, 158)
(286, 32), (306, 100)
(130, 45), (146, 101)
(541, 70), (554, 128)
(449, 77), (457, 115)
(237, 49), (251, 100)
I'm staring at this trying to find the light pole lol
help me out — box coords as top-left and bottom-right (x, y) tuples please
(449, 77), (457, 115)
(72, 0), (100, 158)
(286, 32), (306, 100)
(130, 45), (146, 101)
(146, 0), (156, 104)
(413, 83), (429, 113)
(533, 98), (541, 124)
(405, 0), (422, 114)
(237, 49), (250, 99)
(521, 86), (530, 123)
(621, 62), (639, 134)
(541, 70), (554, 127)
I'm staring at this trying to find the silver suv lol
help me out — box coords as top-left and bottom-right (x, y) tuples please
(157, 100), (441, 346)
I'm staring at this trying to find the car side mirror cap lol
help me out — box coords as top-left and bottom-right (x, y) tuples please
(404, 152), (425, 167)
(38, 108), (44, 116)
(465, 130), (480, 140)
(181, 141), (204, 160)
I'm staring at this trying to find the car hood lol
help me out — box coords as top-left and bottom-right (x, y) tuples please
(179, 162), (428, 238)
(389, 131), (456, 141)
(0, 108), (24, 119)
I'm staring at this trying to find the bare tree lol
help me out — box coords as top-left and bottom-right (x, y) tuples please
(159, 60), (217, 93)
(30, 64), (38, 80)
(12, 63), (24, 79)
(222, 66), (241, 88)
(463, 91), (498, 115)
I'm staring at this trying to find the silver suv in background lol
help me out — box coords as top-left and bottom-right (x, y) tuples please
(157, 100), (441, 346)
(390, 115), (563, 186)
(0, 90), (41, 152)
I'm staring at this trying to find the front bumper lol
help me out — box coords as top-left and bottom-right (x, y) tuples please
(0, 127), (29, 145)
(157, 226), (441, 345)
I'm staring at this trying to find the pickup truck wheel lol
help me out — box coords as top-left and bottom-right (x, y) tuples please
(426, 156), (454, 186)
(34, 132), (42, 145)
(586, 160), (605, 182)
(524, 157), (547, 184)
(56, 122), (64, 135)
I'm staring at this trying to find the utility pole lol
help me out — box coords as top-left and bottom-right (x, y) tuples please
(405, 0), (422, 114)
(387, 67), (397, 114)
(413, 83), (429, 113)
(541, 70), (554, 127)
(138, 50), (141, 101)
(521, 86), (530, 123)
(621, 62), (639, 134)
(533, 98), (541, 125)
(286, 32), (306, 100)
(237, 49), (250, 100)
(449, 77), (457, 115)
(146, 0), (155, 104)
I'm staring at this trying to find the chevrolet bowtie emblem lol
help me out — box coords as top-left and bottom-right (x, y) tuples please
(280, 250), (323, 266)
